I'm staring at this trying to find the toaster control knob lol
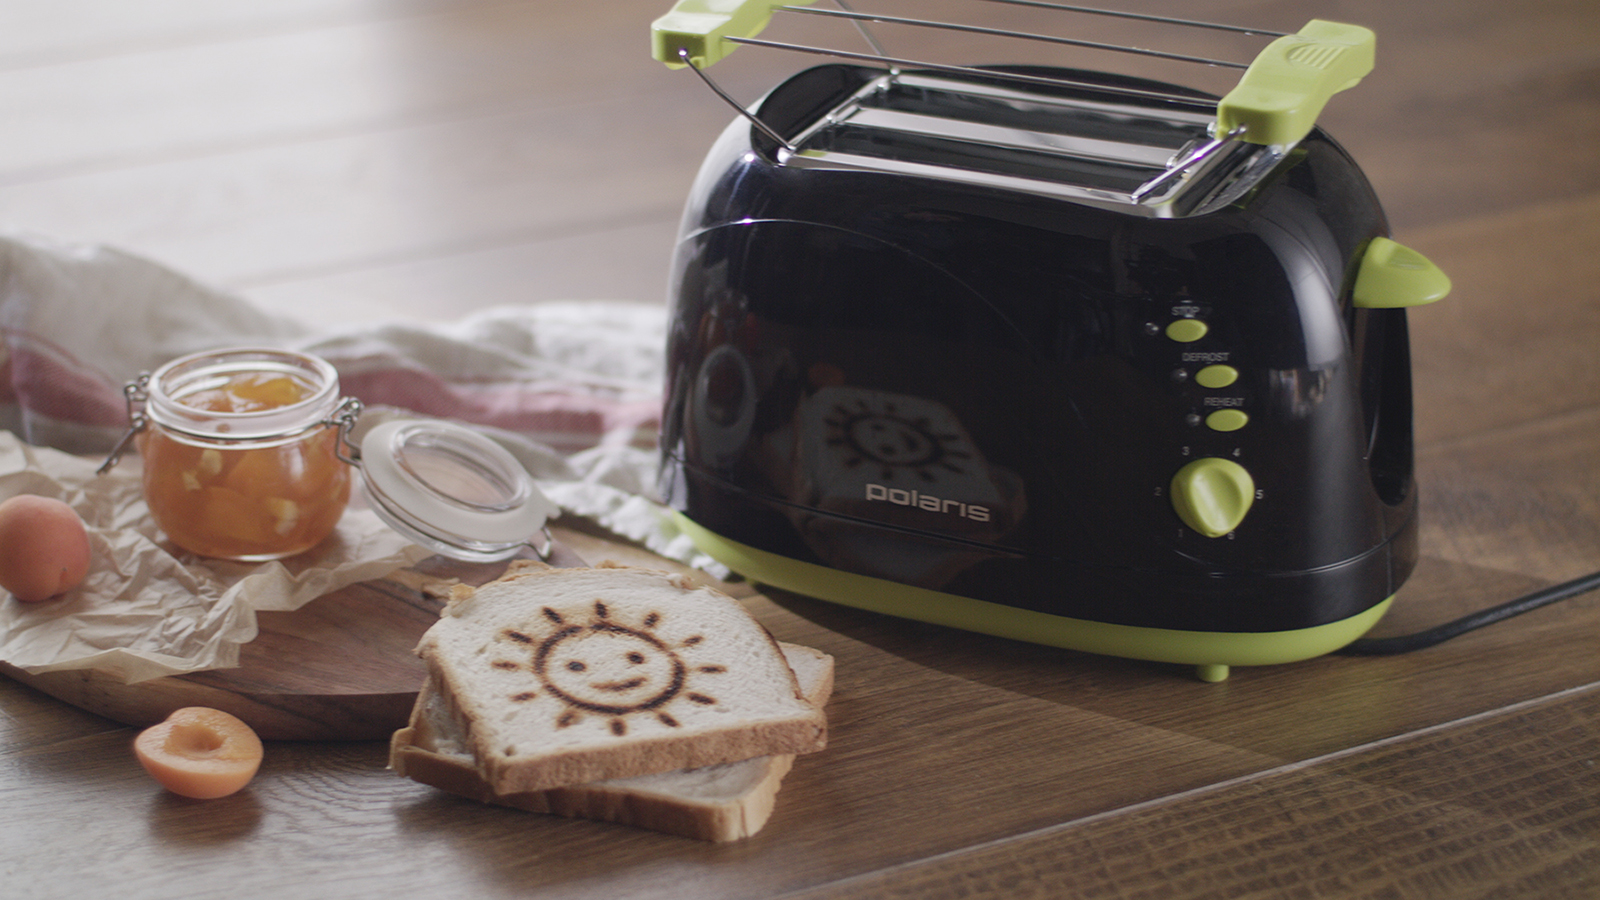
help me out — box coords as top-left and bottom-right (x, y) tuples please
(1170, 458), (1255, 538)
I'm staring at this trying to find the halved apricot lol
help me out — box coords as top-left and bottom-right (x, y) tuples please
(134, 707), (264, 799)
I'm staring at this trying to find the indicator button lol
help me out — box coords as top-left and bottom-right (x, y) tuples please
(1170, 457), (1255, 538)
(1195, 364), (1239, 389)
(1165, 319), (1209, 343)
(1205, 409), (1249, 432)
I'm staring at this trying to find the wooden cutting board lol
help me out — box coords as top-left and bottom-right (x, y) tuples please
(0, 539), (592, 741)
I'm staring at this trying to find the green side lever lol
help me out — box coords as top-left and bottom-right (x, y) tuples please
(1352, 238), (1452, 309)
(652, 0), (816, 69)
(1217, 19), (1375, 146)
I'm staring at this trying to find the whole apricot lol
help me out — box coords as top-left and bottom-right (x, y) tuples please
(0, 494), (92, 602)
(134, 707), (264, 799)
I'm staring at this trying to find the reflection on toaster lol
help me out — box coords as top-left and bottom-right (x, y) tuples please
(687, 343), (759, 468)
(783, 386), (1025, 588)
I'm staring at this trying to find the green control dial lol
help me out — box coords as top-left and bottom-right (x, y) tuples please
(1170, 457), (1255, 538)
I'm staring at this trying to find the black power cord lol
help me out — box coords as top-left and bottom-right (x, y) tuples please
(1337, 568), (1600, 656)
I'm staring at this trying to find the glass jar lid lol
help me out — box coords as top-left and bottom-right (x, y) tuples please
(357, 418), (558, 563)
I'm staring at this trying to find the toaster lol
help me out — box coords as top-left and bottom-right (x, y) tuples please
(649, 2), (1450, 680)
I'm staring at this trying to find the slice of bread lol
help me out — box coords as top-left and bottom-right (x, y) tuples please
(391, 643), (833, 841)
(411, 560), (827, 794)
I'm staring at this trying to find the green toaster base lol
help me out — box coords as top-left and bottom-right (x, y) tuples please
(675, 513), (1392, 683)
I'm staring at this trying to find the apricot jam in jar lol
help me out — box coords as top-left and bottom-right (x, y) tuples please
(132, 348), (358, 561)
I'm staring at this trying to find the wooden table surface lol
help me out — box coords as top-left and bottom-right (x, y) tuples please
(3, 1), (1597, 898)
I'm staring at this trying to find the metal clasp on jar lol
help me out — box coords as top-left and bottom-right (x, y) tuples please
(96, 373), (152, 476)
(328, 396), (364, 466)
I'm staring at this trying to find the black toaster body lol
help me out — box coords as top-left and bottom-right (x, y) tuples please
(659, 64), (1429, 678)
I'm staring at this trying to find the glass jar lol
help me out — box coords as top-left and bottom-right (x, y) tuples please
(104, 347), (559, 564)
(132, 348), (356, 561)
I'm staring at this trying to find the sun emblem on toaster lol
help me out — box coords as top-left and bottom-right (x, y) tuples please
(824, 395), (972, 483)
(490, 601), (724, 736)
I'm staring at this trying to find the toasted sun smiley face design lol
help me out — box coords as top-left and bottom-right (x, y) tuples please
(540, 621), (684, 714)
(491, 600), (724, 736)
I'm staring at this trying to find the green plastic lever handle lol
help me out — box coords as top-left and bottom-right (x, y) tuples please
(652, 0), (815, 69)
(1217, 19), (1375, 147)
(1352, 237), (1452, 309)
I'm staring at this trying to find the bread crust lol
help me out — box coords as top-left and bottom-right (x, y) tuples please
(391, 643), (832, 841)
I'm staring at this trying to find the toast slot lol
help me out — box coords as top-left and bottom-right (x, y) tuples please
(778, 73), (1276, 211)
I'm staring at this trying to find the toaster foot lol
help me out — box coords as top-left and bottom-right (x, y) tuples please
(1195, 664), (1230, 683)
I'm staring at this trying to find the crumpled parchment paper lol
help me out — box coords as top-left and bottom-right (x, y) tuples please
(0, 433), (430, 683)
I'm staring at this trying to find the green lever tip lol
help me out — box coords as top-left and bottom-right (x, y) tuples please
(1217, 20), (1376, 146)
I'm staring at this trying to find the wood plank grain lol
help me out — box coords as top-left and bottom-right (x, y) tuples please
(0, 89), (715, 297)
(0, 540), (584, 741)
(0, 1), (512, 69)
(0, 3), (678, 181)
(1310, 0), (1600, 231)
(0, 0), (817, 184)
(0, 675), (126, 754)
(1407, 194), (1600, 447)
(779, 686), (1600, 900)
(1417, 407), (1600, 584)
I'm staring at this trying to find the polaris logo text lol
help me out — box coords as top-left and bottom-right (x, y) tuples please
(865, 484), (991, 522)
